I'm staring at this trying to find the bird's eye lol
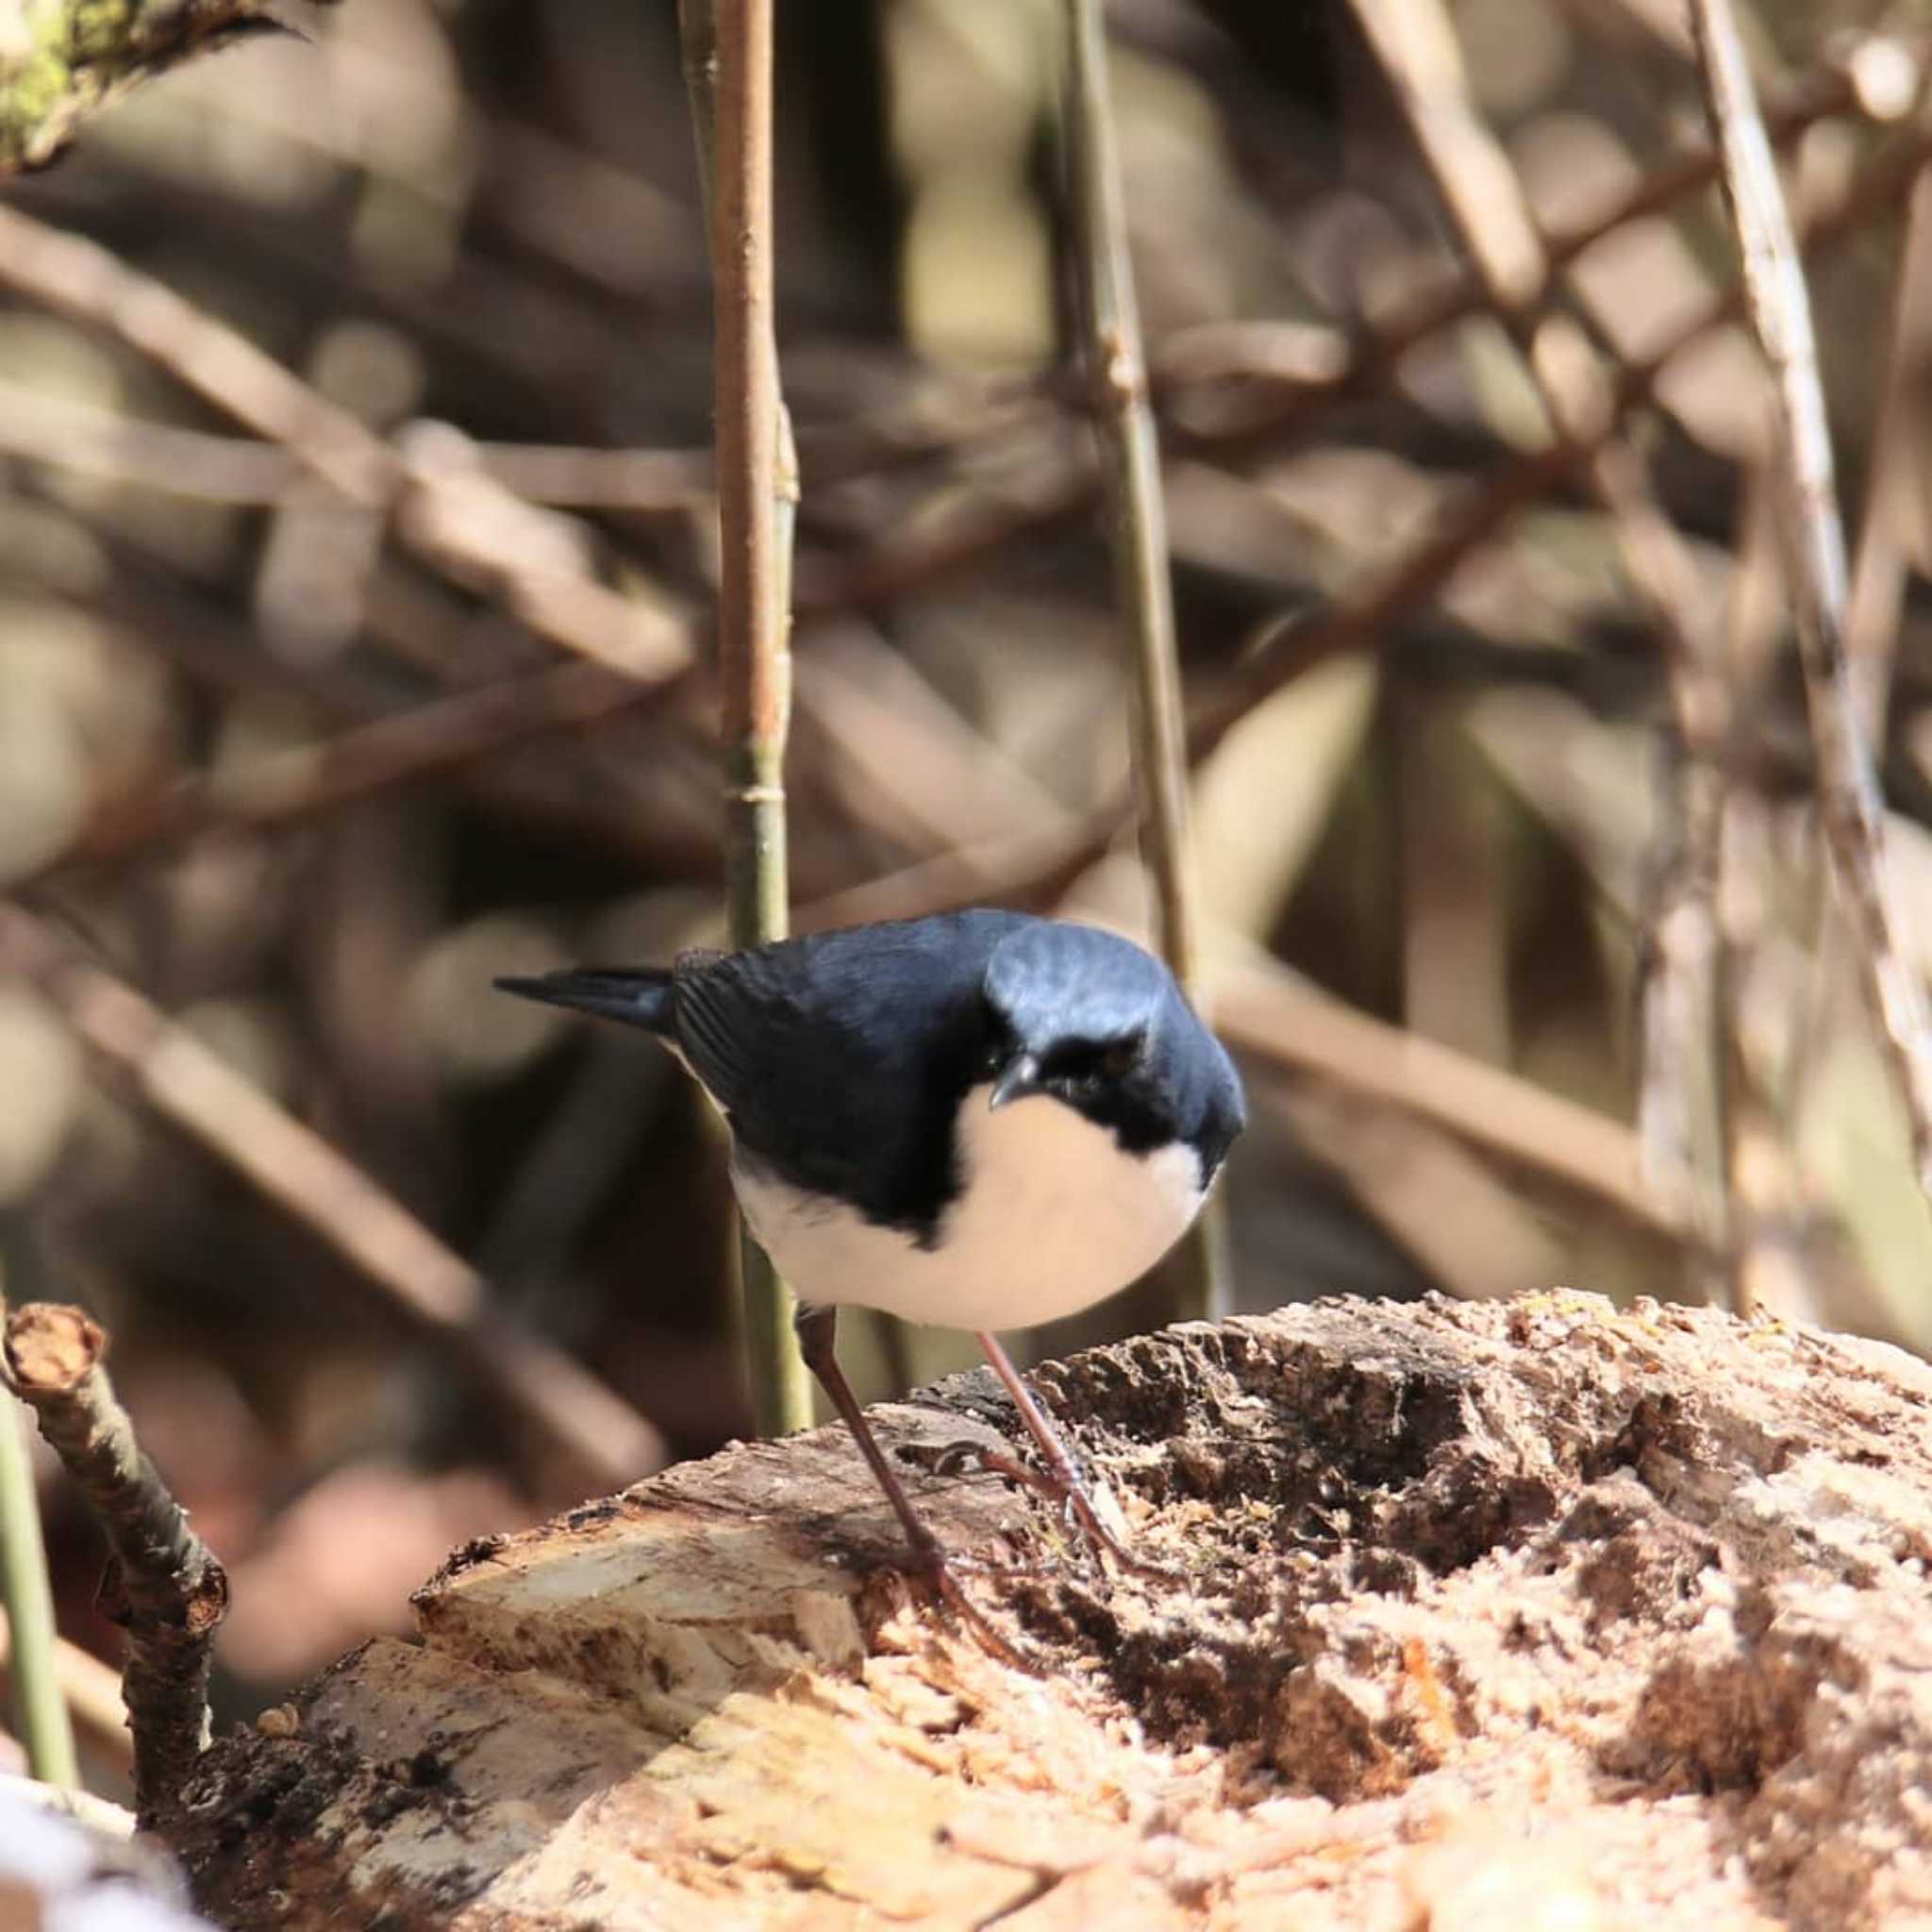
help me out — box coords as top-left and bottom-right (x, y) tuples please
(1099, 1038), (1140, 1079)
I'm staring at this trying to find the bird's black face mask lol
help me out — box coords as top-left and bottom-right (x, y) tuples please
(985, 1026), (1173, 1155)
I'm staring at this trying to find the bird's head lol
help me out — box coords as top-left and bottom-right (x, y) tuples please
(978, 921), (1244, 1169)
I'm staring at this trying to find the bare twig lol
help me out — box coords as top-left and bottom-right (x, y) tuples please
(1715, 464), (1787, 1317)
(1, 1302), (220, 1825)
(784, 53), (1877, 619)
(795, 109), (1932, 962)
(5, 484), (714, 886)
(24, 657), (687, 892)
(1213, 98), (1932, 728)
(0, 205), (685, 689)
(1060, 0), (1230, 1320)
(1843, 167), (1932, 742)
(0, 1369), (77, 1788)
(0, 201), (390, 505)
(0, 379), (299, 501)
(0, 378), (723, 512)
(682, 0), (811, 1436)
(1690, 0), (1932, 1200)
(1213, 958), (1684, 1244)
(1634, 723), (1730, 1292)
(1343, 0), (1731, 1282)
(0, 904), (665, 1495)
(1774, 166), (1932, 1304)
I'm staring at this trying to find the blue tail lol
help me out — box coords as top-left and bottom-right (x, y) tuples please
(494, 967), (675, 1036)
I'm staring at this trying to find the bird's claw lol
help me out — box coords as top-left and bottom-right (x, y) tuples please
(1056, 1484), (1183, 1587)
(927, 1438), (1182, 1586)
(901, 1537), (1040, 1673)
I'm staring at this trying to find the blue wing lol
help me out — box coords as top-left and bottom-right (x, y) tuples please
(669, 910), (1026, 1241)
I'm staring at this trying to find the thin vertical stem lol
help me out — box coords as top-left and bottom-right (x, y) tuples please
(1715, 464), (1785, 1318)
(0, 1378), (79, 1789)
(1343, 0), (1734, 1288)
(1843, 167), (1932, 745)
(1060, 0), (1232, 1321)
(682, 0), (810, 1434)
(1690, 0), (1932, 1205)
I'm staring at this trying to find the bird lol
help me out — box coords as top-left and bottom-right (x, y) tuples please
(497, 908), (1244, 1641)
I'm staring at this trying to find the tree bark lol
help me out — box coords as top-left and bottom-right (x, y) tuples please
(169, 1293), (1932, 1928)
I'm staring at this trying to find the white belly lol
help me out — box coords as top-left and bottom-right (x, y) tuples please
(731, 1084), (1208, 1332)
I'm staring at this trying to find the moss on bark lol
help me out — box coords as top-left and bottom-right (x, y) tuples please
(0, 0), (325, 175)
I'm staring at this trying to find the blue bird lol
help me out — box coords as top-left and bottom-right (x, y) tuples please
(499, 909), (1244, 1641)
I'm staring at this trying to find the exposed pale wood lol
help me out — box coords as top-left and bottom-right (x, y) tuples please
(173, 1293), (1932, 1928)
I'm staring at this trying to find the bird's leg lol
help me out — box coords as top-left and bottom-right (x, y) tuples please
(972, 1331), (1176, 1582)
(792, 1305), (1028, 1667)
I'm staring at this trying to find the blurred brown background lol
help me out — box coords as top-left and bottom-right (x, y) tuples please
(3, 0), (1931, 1775)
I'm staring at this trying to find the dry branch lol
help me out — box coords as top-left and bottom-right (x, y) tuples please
(0, 904), (663, 1496)
(0, 204), (688, 687)
(1346, 0), (1732, 1282)
(2, 1302), (220, 1824)
(0, 201), (388, 504)
(793, 104), (1932, 971)
(1690, 0), (1932, 1202)
(0, 379), (720, 512)
(1203, 101), (1932, 757)
(26, 658), (686, 891)
(1213, 956), (1680, 1240)
(1060, 0), (1201, 985)
(1843, 170), (1932, 741)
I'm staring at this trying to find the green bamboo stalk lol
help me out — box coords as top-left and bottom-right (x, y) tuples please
(0, 1296), (79, 1788)
(679, 0), (811, 1435)
(1059, 0), (1233, 1321)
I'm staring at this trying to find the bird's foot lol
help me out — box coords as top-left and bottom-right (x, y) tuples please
(897, 1533), (1040, 1673)
(930, 1439), (1182, 1587)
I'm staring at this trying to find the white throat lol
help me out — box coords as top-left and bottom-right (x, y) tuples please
(730, 1085), (1208, 1332)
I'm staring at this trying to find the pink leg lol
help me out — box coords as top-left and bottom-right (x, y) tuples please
(973, 1331), (1174, 1581)
(795, 1306), (1030, 1667)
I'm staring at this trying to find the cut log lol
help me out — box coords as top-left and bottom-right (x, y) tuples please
(168, 1293), (1932, 1928)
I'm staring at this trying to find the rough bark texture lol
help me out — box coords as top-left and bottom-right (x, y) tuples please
(5, 1300), (229, 1825)
(169, 1293), (1932, 1929)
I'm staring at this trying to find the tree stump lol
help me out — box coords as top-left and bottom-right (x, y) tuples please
(167, 1293), (1932, 1928)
